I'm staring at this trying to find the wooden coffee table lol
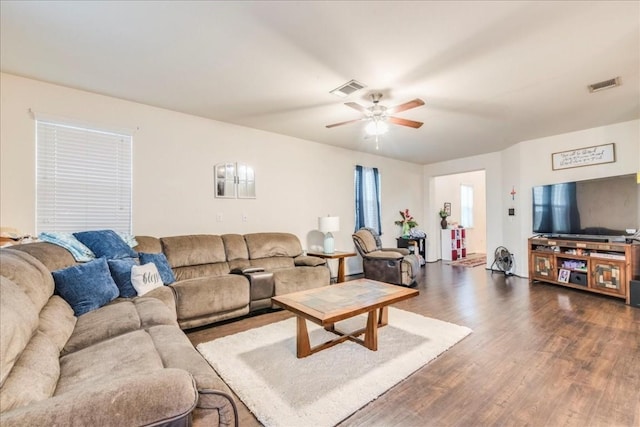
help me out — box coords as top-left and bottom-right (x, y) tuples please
(271, 279), (418, 358)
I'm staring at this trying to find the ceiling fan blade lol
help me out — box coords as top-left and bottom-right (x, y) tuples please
(344, 102), (369, 113)
(386, 98), (425, 114)
(325, 118), (365, 128)
(388, 116), (423, 129)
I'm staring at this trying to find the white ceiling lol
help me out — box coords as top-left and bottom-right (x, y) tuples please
(1, 1), (638, 164)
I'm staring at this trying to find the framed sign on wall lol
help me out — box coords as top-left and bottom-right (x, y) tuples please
(551, 143), (615, 171)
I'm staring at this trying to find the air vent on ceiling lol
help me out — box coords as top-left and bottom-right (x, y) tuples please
(330, 79), (366, 98)
(588, 77), (621, 93)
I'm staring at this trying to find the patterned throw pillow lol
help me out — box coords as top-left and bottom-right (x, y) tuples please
(52, 257), (119, 316)
(130, 262), (163, 296)
(117, 232), (138, 248)
(74, 230), (137, 259)
(139, 252), (176, 285)
(38, 232), (96, 262)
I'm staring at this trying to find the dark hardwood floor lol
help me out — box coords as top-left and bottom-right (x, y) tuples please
(187, 262), (640, 427)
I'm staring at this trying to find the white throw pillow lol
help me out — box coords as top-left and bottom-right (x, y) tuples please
(130, 262), (163, 296)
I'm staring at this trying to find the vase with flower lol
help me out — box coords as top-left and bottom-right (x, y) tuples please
(394, 209), (418, 237)
(439, 209), (449, 229)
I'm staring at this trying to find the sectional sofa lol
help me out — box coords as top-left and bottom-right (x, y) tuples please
(0, 232), (330, 426)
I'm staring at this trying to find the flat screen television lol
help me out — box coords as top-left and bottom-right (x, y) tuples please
(532, 173), (638, 237)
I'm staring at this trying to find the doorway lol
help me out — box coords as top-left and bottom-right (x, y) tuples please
(434, 170), (487, 259)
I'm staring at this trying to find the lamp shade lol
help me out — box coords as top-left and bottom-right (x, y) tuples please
(318, 216), (340, 233)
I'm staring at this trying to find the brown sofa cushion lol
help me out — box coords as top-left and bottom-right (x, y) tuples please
(294, 255), (326, 267)
(62, 298), (177, 356)
(0, 369), (197, 427)
(244, 233), (303, 259)
(148, 325), (237, 425)
(37, 296), (76, 353)
(221, 234), (249, 261)
(172, 275), (249, 321)
(0, 277), (39, 387)
(0, 330), (60, 412)
(249, 257), (295, 271)
(9, 242), (77, 272)
(353, 230), (378, 253)
(0, 249), (54, 313)
(173, 263), (230, 281)
(133, 235), (163, 254)
(56, 330), (164, 396)
(161, 235), (226, 268)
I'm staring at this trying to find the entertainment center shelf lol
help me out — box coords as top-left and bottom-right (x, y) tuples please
(528, 237), (639, 304)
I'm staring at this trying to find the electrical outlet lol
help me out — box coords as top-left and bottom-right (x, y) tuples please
(216, 213), (223, 222)
(242, 213), (248, 222)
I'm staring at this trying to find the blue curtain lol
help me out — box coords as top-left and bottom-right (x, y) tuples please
(354, 165), (381, 234)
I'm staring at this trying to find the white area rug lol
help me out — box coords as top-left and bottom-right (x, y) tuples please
(197, 308), (472, 427)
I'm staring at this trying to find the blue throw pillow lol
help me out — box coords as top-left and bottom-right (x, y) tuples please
(52, 257), (119, 316)
(38, 232), (95, 262)
(74, 230), (137, 259)
(139, 252), (176, 285)
(107, 258), (138, 298)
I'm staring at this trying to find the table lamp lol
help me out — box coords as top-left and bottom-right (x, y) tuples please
(318, 216), (339, 254)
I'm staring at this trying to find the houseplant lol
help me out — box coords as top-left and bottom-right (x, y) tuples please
(439, 209), (449, 229)
(395, 209), (418, 237)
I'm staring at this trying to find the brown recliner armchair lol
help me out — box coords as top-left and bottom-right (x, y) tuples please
(352, 228), (419, 287)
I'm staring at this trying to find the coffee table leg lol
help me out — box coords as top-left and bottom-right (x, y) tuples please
(364, 309), (379, 351)
(296, 316), (311, 358)
(378, 306), (388, 326)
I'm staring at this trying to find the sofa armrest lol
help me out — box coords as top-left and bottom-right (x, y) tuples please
(0, 369), (197, 427)
(144, 285), (178, 318)
(294, 255), (327, 267)
(365, 251), (405, 261)
(382, 247), (411, 255)
(230, 267), (265, 274)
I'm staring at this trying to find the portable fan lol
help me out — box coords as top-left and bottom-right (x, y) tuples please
(492, 246), (515, 276)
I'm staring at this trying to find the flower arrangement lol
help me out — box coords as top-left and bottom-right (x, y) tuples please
(395, 209), (418, 228)
(439, 209), (449, 219)
(395, 209), (418, 236)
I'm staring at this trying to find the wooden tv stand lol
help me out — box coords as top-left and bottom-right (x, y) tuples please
(528, 236), (640, 304)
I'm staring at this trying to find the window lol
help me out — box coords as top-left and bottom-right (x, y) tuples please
(460, 184), (474, 228)
(36, 120), (132, 233)
(354, 165), (381, 234)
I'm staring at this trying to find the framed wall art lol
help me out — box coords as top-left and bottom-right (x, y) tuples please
(444, 202), (451, 216)
(214, 162), (256, 199)
(552, 143), (615, 171)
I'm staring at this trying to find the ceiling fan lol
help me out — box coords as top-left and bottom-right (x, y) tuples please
(326, 93), (425, 135)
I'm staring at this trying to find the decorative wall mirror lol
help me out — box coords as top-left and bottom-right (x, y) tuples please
(214, 162), (256, 199)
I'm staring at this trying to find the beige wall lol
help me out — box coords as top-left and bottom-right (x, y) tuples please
(0, 73), (424, 276)
(425, 119), (639, 276)
(510, 119), (639, 276)
(2, 73), (637, 279)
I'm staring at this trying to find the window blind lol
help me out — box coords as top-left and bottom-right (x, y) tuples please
(36, 120), (132, 233)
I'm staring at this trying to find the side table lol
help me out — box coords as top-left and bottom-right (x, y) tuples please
(397, 237), (426, 261)
(306, 251), (357, 283)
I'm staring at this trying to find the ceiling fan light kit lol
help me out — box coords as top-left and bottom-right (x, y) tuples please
(326, 93), (425, 137)
(365, 119), (389, 136)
